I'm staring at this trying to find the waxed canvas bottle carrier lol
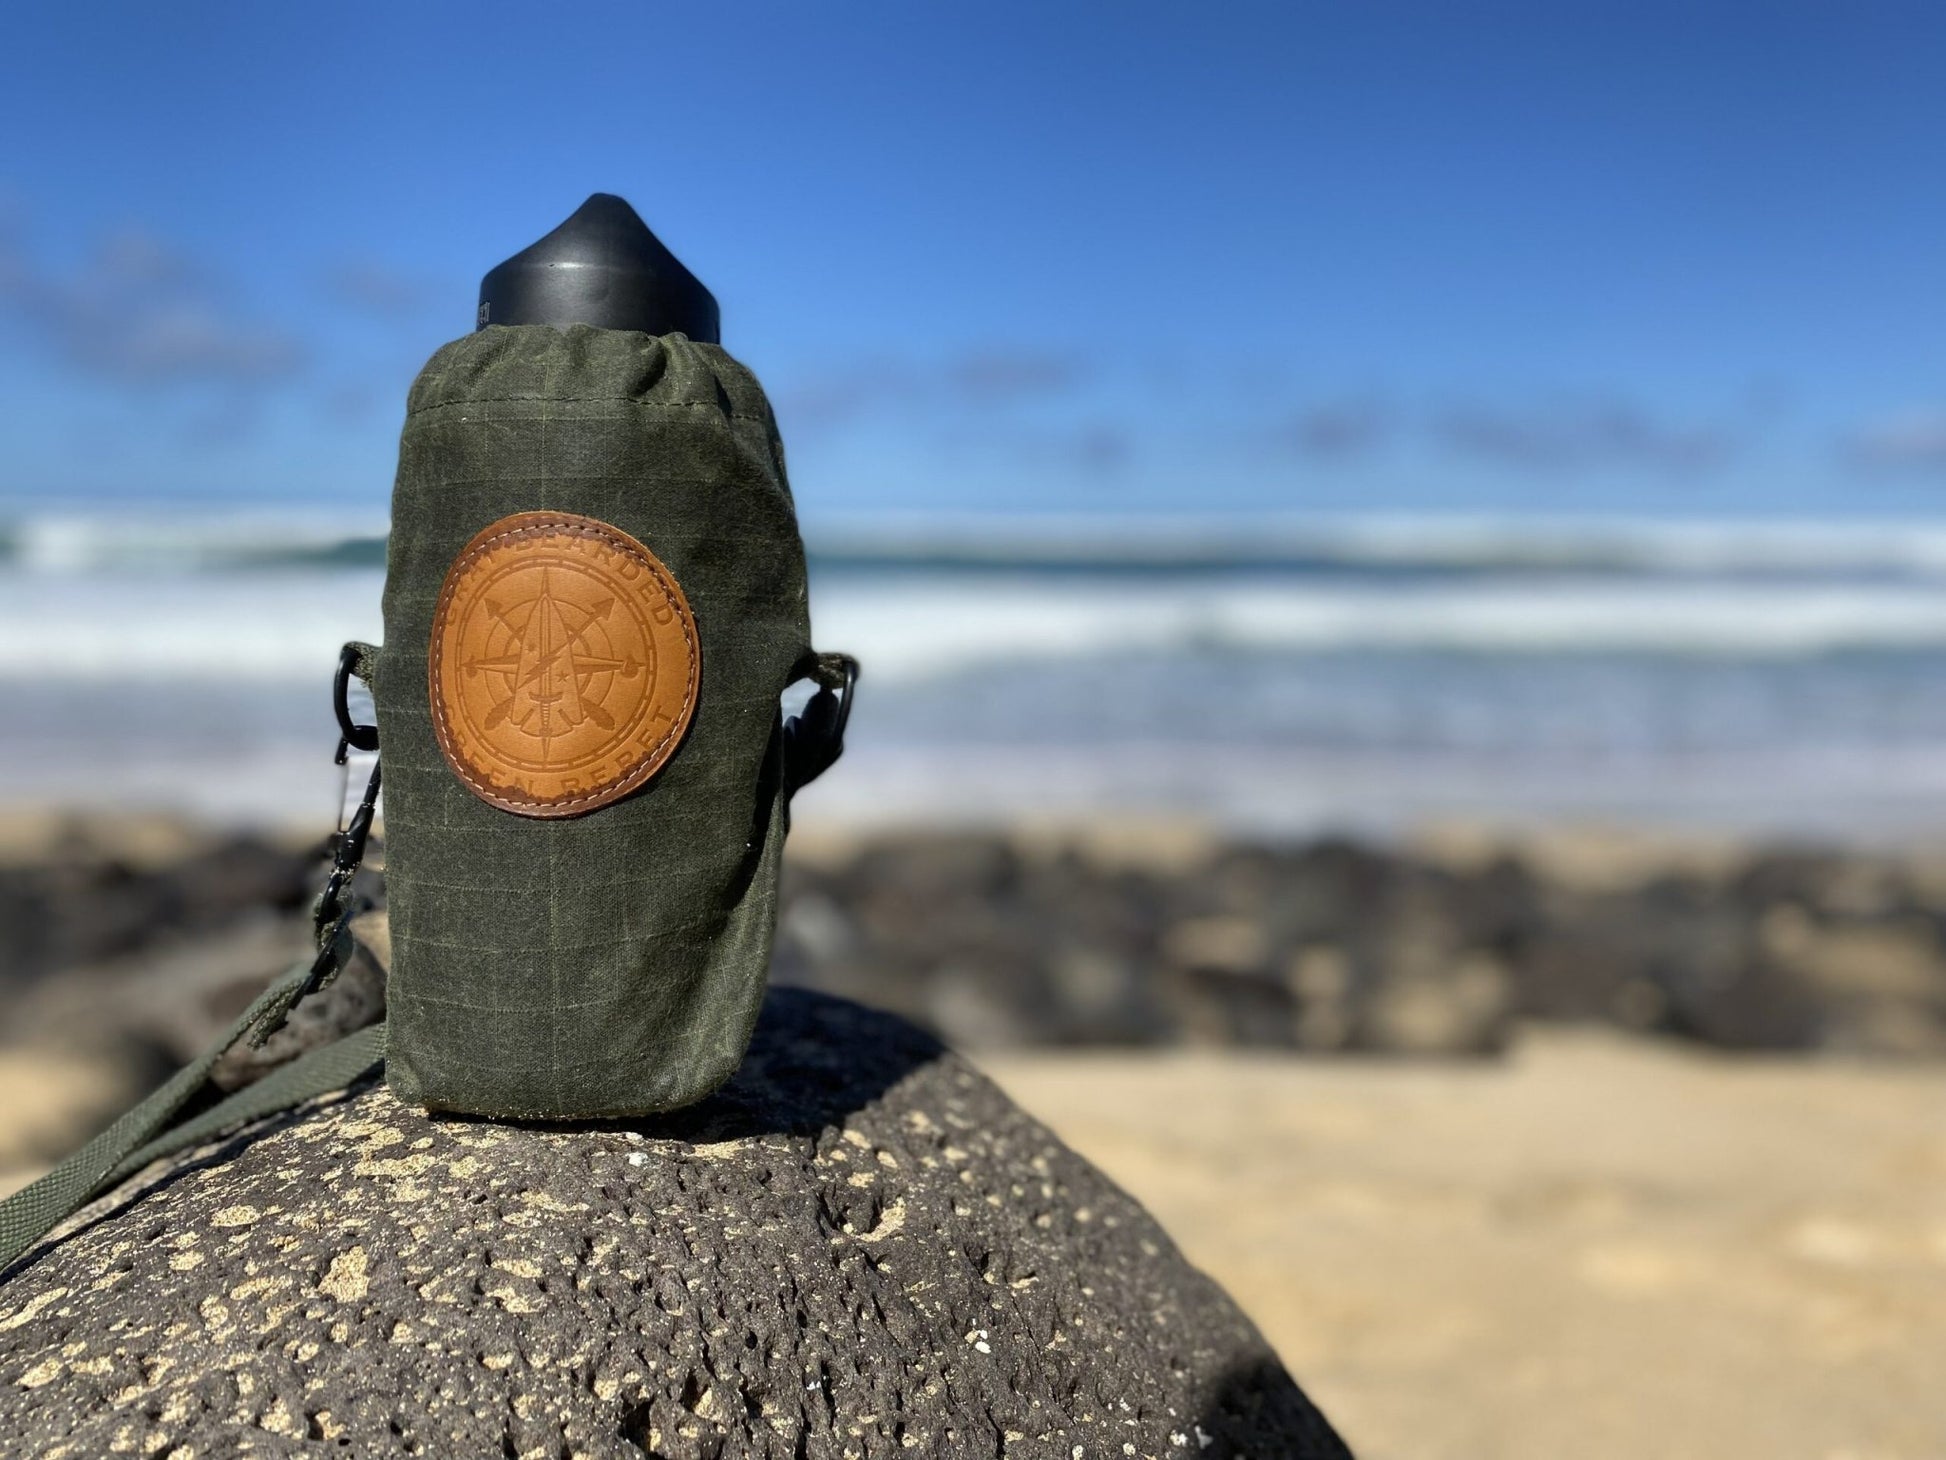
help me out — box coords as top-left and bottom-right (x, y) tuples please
(0, 324), (857, 1272)
(358, 324), (849, 1120)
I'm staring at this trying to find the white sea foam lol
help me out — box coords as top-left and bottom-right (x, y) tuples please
(0, 571), (385, 680)
(812, 576), (1946, 679)
(6, 508), (389, 575)
(12, 567), (1946, 684)
(804, 511), (1946, 578)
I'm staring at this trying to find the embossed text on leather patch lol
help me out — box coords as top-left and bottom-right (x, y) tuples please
(429, 511), (700, 817)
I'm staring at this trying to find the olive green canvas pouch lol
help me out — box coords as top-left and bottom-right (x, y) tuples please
(0, 325), (852, 1268)
(371, 324), (840, 1120)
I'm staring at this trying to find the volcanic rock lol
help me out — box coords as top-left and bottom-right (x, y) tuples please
(0, 989), (1348, 1460)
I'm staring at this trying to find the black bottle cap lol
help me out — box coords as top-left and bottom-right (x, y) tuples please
(476, 193), (720, 342)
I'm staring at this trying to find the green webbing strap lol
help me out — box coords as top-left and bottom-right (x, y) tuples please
(0, 969), (386, 1275)
(100, 1022), (386, 1190)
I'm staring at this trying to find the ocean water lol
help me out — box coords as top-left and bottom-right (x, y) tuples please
(10, 509), (1946, 843)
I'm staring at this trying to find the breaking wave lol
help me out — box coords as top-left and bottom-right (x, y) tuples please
(8, 568), (1946, 684)
(19, 506), (1946, 579)
(809, 577), (1946, 679)
(10, 508), (1946, 836)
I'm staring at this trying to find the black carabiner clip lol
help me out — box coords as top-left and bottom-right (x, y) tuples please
(783, 653), (859, 794)
(333, 644), (380, 765)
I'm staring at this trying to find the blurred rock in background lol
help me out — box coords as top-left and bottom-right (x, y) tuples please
(775, 825), (1946, 1058)
(7, 814), (1946, 1072)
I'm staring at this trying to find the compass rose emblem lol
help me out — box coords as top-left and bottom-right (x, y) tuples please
(429, 512), (700, 817)
(466, 568), (642, 755)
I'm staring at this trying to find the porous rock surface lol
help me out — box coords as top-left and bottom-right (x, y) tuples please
(0, 989), (1348, 1459)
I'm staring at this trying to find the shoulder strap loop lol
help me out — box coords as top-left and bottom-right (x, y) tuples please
(0, 968), (386, 1276)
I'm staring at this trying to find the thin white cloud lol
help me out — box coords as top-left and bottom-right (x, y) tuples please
(0, 225), (304, 387)
(322, 258), (435, 320)
(1847, 408), (1946, 473)
(1434, 400), (1734, 475)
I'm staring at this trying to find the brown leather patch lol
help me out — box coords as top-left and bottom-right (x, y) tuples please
(428, 511), (700, 817)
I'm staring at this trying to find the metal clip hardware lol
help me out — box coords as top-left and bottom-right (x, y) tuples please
(783, 653), (859, 795)
(333, 643), (380, 765)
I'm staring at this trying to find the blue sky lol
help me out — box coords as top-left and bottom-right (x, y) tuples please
(1, 2), (1943, 522)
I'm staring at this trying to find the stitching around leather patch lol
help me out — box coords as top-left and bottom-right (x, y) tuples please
(428, 511), (701, 818)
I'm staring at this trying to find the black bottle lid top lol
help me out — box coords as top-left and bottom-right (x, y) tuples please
(476, 193), (720, 342)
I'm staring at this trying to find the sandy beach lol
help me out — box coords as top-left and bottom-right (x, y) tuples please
(991, 1037), (1945, 1460)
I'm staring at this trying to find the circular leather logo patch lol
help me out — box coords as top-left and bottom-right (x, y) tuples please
(428, 511), (700, 817)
